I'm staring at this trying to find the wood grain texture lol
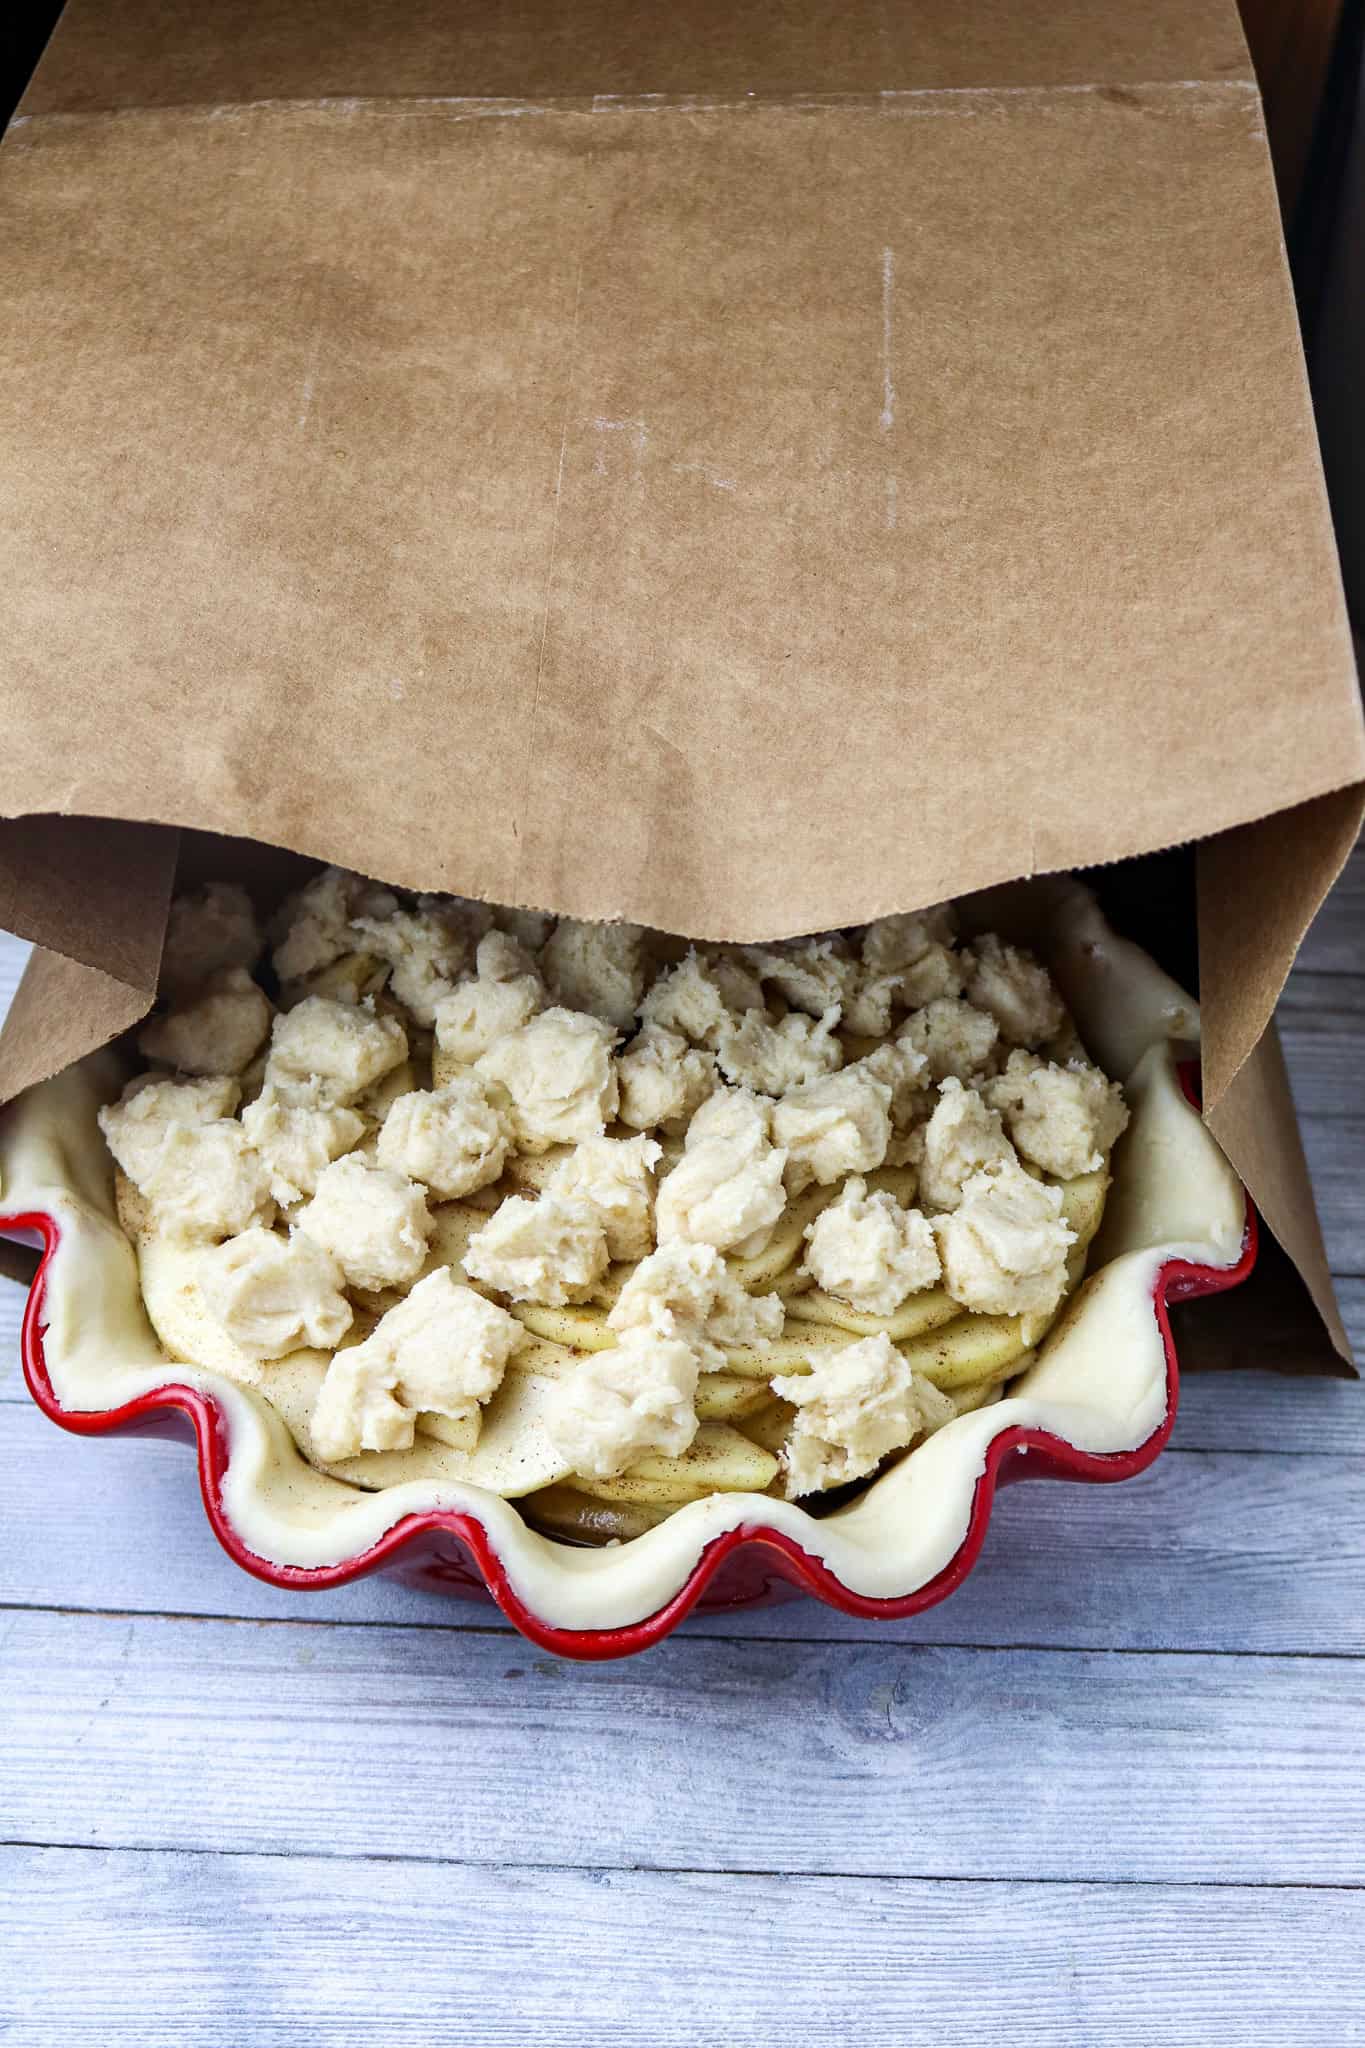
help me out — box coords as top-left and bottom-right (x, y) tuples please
(0, 838), (1361, 2027)
(0, 930), (30, 1013)
(1, 1272), (25, 1389)
(4, 1844), (1364, 2048)
(5, 1608), (1365, 1885)
(1277, 972), (1365, 1117)
(2, 1400), (1363, 1653)
(0, 936), (39, 1297)
(1173, 1349), (1365, 1451)
(1296, 842), (1365, 973)
(1297, 1116), (1365, 1276)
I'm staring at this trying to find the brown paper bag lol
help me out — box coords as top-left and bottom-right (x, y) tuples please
(0, 0), (1361, 1365)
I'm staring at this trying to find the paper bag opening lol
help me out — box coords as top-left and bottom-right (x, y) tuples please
(1, 0), (1362, 1365)
(0, 808), (1357, 1373)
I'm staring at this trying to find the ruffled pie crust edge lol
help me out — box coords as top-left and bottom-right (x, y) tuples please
(0, 883), (1255, 1657)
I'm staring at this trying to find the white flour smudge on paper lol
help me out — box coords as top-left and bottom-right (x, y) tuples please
(880, 246), (896, 433)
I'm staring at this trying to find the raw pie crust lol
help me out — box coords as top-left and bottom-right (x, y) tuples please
(0, 878), (1246, 1634)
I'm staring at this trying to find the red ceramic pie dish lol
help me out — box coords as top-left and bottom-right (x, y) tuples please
(0, 872), (1258, 1660)
(4, 1156), (1256, 1660)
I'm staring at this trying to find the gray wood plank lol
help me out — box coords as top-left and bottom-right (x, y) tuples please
(1173, 1357), (1365, 1452)
(2, 1399), (1363, 1652)
(1329, 1276), (1365, 1359)
(3, 1846), (1363, 2048)
(1, 879), (1359, 1654)
(1, 931), (39, 1346)
(0, 1273), (23, 1396)
(1294, 838), (1365, 976)
(1278, 972), (1365, 1118)
(3, 1610), (1364, 1884)
(0, 929), (29, 1016)
(1298, 1115), (1365, 1277)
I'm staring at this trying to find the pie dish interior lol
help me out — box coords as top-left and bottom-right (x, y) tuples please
(0, 879), (1251, 1638)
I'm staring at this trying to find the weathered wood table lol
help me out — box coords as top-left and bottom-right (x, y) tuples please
(1, 860), (1361, 2045)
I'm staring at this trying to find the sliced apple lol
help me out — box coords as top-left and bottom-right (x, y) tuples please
(504, 1333), (580, 1378)
(135, 1229), (569, 1496)
(784, 1284), (961, 1343)
(695, 1374), (773, 1423)
(416, 1409), (481, 1453)
(720, 1323), (857, 1379)
(521, 1484), (676, 1545)
(285, 950), (388, 1007)
(861, 1164), (921, 1207)
(268, 1356), (572, 1496)
(580, 1422), (779, 1504)
(1058, 1165), (1110, 1251)
(1015, 1169), (1111, 1345)
(897, 1317), (1035, 1391)
(738, 1397), (798, 1459)
(135, 1226), (274, 1386)
(510, 1300), (617, 1351)
(770, 1267), (815, 1301)
(948, 1376), (1007, 1416)
(724, 1182), (834, 1291)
